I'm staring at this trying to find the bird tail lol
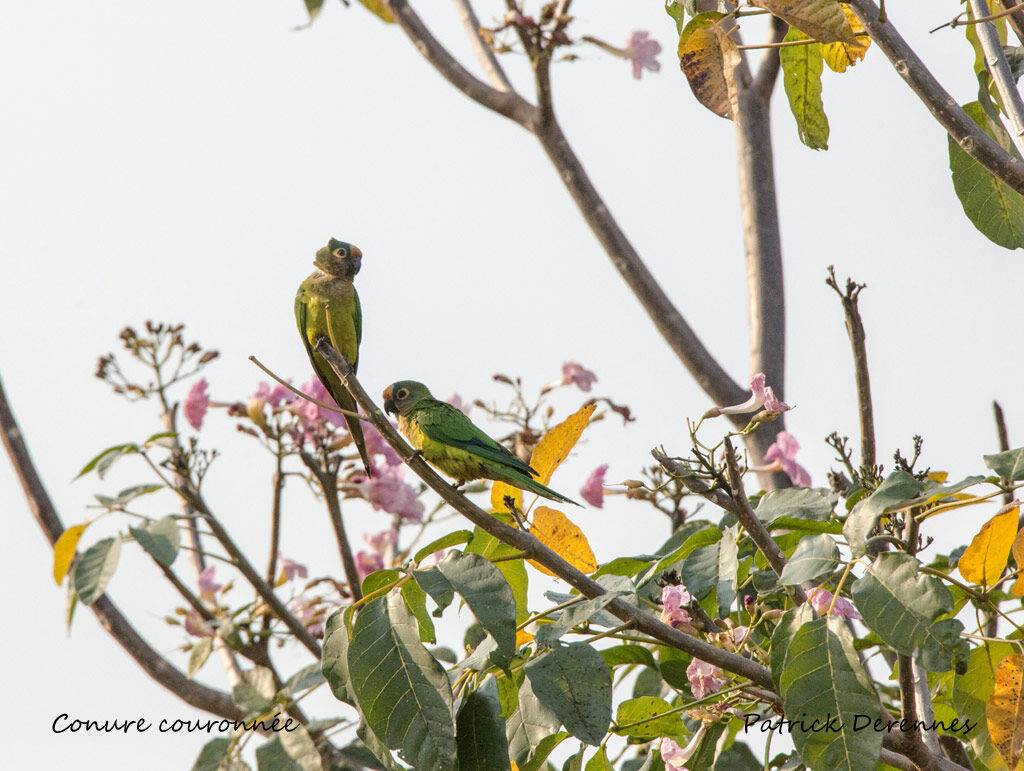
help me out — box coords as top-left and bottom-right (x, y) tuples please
(520, 476), (580, 507)
(344, 413), (372, 477)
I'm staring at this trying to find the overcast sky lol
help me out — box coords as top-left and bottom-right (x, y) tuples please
(2, 0), (1020, 767)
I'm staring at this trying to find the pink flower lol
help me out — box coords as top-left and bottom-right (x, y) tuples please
(363, 423), (402, 467)
(183, 378), (210, 430)
(764, 431), (812, 487)
(254, 380), (294, 408)
(660, 726), (707, 769)
(561, 362), (598, 392)
(624, 31), (661, 80)
(355, 550), (384, 582)
(660, 584), (692, 629)
(350, 465), (424, 522)
(289, 596), (326, 638)
(705, 373), (791, 419)
(295, 376), (347, 429)
(808, 588), (861, 620)
(197, 565), (222, 602)
(687, 658), (726, 699)
(581, 464), (608, 507)
(183, 610), (212, 638)
(279, 555), (308, 582)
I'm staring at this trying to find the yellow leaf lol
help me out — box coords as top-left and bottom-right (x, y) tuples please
(959, 506), (1019, 586)
(927, 470), (949, 484)
(491, 481), (521, 516)
(751, 0), (858, 44)
(530, 404), (597, 486)
(678, 19), (741, 120)
(529, 507), (597, 576)
(988, 654), (1024, 770)
(516, 629), (534, 647)
(1012, 526), (1024, 596)
(820, 5), (870, 73)
(53, 523), (88, 585)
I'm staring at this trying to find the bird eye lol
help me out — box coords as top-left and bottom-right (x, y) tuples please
(333, 248), (347, 258)
(397, 389), (408, 399)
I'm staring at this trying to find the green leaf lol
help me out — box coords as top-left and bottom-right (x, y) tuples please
(303, 0), (325, 23)
(233, 666), (275, 714)
(191, 737), (230, 771)
(585, 746), (615, 771)
(255, 726), (323, 771)
(526, 643), (612, 746)
(73, 537), (121, 605)
(985, 446), (1024, 481)
(95, 482), (164, 508)
(918, 618), (967, 674)
(362, 568), (400, 597)
(653, 526), (722, 574)
(780, 28), (829, 150)
(506, 675), (563, 764)
(76, 443), (138, 480)
(466, 525), (530, 624)
(950, 102), (1024, 249)
(535, 578), (632, 646)
(348, 592), (456, 770)
(849, 553), (953, 654)
(916, 475), (986, 505)
(400, 576), (436, 644)
(717, 525), (739, 614)
(456, 690), (512, 770)
(322, 620), (354, 705)
(415, 530), (473, 564)
(679, 543), (719, 599)
(282, 663), (325, 697)
(665, 1), (687, 34)
(844, 471), (926, 558)
(601, 645), (658, 670)
(774, 615), (882, 770)
(756, 488), (834, 524)
(779, 534), (840, 585)
(187, 636), (213, 678)
(767, 516), (843, 534)
(412, 567), (455, 617)
(954, 642), (1016, 743)
(130, 515), (180, 567)
(437, 551), (516, 659)
(515, 731), (570, 771)
(613, 697), (686, 740)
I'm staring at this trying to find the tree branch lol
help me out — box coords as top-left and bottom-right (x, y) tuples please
(969, 0), (1024, 156)
(0, 374), (243, 722)
(387, 0), (536, 127)
(451, 0), (513, 92)
(826, 268), (876, 475)
(753, 17), (787, 102)
(847, 0), (1024, 195)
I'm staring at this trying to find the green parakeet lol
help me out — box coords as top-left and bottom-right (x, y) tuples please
(295, 237), (371, 475)
(382, 380), (578, 505)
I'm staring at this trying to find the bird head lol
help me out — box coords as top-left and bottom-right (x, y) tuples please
(314, 238), (363, 279)
(383, 381), (431, 417)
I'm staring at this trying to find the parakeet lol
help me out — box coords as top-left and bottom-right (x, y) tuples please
(295, 238), (371, 475)
(382, 380), (578, 506)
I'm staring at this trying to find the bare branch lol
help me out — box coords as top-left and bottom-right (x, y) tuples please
(451, 0), (513, 92)
(968, 0), (1024, 156)
(299, 450), (363, 602)
(0, 374), (243, 721)
(753, 16), (788, 99)
(847, 0), (1024, 195)
(387, 0), (536, 128)
(826, 268), (876, 475)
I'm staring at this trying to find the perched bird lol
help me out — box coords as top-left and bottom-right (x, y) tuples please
(382, 380), (578, 505)
(295, 238), (371, 475)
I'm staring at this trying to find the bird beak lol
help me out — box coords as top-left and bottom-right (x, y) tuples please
(350, 245), (363, 259)
(383, 398), (396, 416)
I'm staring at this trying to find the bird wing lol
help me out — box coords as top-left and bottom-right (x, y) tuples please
(415, 401), (538, 477)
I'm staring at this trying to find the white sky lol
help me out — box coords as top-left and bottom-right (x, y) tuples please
(2, 0), (1020, 768)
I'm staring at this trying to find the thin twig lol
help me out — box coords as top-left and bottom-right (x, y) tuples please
(451, 0), (514, 92)
(249, 355), (367, 420)
(826, 267), (876, 475)
(968, 0), (1024, 155)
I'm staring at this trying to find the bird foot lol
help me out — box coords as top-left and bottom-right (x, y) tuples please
(451, 481), (467, 492)
(406, 449), (424, 462)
